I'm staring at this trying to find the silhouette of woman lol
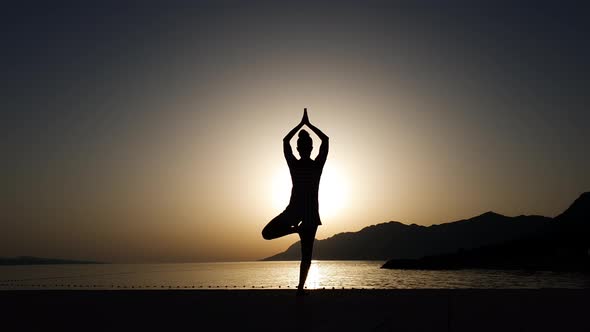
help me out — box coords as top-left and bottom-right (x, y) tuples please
(262, 108), (329, 296)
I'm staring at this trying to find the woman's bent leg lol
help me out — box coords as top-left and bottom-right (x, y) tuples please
(262, 209), (299, 240)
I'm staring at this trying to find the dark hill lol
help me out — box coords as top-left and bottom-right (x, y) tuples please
(556, 191), (590, 221)
(263, 211), (552, 261)
(382, 192), (590, 271)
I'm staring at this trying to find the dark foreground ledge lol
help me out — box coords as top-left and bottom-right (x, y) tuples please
(2, 289), (589, 332)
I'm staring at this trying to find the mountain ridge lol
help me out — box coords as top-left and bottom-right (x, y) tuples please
(382, 191), (590, 272)
(262, 192), (588, 263)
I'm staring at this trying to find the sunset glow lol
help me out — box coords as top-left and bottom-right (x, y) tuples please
(5, 2), (590, 263)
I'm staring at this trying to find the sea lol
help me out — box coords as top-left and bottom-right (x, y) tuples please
(1, 261), (589, 290)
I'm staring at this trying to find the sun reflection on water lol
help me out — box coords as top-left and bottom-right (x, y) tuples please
(305, 262), (321, 289)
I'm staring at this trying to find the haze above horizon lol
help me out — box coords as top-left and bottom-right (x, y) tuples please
(5, 1), (590, 262)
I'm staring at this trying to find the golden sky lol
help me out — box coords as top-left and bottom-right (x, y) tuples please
(5, 2), (590, 262)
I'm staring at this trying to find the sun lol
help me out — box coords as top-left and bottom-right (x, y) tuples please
(271, 163), (348, 220)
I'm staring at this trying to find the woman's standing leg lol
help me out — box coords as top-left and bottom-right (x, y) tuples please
(297, 224), (318, 294)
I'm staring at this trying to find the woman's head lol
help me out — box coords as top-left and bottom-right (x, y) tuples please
(297, 129), (313, 159)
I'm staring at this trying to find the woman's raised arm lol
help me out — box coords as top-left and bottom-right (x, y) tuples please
(283, 117), (305, 163)
(302, 109), (329, 165)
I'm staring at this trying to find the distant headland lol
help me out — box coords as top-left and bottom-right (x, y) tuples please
(0, 256), (104, 265)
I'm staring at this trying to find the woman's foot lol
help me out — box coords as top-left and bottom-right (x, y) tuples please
(296, 286), (308, 296)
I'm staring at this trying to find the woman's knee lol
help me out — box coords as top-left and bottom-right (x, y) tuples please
(261, 225), (274, 240)
(262, 222), (286, 240)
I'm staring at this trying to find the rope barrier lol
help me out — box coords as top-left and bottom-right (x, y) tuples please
(0, 283), (368, 290)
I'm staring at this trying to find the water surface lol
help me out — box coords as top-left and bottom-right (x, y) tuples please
(1, 261), (589, 290)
